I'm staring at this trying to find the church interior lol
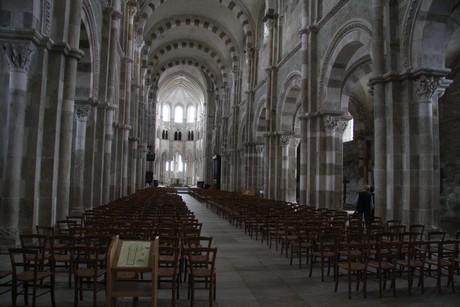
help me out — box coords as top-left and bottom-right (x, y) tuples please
(0, 0), (460, 305)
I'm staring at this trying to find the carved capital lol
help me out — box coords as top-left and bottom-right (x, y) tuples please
(280, 135), (291, 146)
(414, 75), (439, 100)
(1, 43), (34, 72)
(322, 115), (348, 134)
(75, 104), (91, 120)
(256, 145), (264, 155)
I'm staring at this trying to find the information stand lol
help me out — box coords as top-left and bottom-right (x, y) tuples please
(106, 236), (159, 307)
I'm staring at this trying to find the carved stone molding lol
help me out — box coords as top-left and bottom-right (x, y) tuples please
(75, 104), (91, 120)
(256, 145), (264, 155)
(41, 0), (53, 36)
(280, 135), (291, 146)
(414, 75), (440, 101)
(322, 115), (348, 134)
(1, 43), (34, 72)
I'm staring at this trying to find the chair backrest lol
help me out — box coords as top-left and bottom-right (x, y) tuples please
(36, 225), (55, 236)
(159, 235), (180, 247)
(342, 242), (370, 268)
(72, 245), (105, 272)
(9, 248), (41, 277)
(19, 234), (49, 261)
(409, 224), (425, 241)
(427, 230), (446, 242)
(187, 247), (217, 273)
(159, 246), (180, 268)
(399, 240), (427, 262)
(55, 220), (77, 235)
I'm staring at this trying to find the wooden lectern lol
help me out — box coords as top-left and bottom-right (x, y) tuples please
(106, 236), (159, 307)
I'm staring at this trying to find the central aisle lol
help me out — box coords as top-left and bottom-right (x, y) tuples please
(181, 193), (460, 307)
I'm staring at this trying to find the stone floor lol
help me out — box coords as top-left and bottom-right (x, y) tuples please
(1, 192), (460, 306)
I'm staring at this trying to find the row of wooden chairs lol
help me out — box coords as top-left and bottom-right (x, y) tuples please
(189, 188), (460, 299)
(2, 188), (218, 307)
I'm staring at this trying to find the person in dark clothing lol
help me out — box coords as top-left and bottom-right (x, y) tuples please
(369, 185), (375, 222)
(355, 185), (372, 226)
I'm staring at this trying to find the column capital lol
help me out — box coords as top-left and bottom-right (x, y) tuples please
(280, 135), (292, 146)
(322, 114), (348, 134)
(75, 103), (91, 120)
(414, 74), (452, 101)
(256, 145), (264, 155)
(1, 42), (35, 72)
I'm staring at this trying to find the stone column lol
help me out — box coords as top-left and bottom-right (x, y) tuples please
(103, 1), (122, 204)
(298, 0), (318, 206)
(57, 0), (84, 220)
(370, 0), (386, 219)
(289, 137), (301, 203)
(320, 114), (347, 209)
(0, 42), (34, 244)
(256, 145), (265, 197)
(71, 103), (91, 215)
(411, 73), (451, 227)
(244, 142), (257, 191)
(280, 134), (292, 201)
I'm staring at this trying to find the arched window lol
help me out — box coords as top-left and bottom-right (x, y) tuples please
(174, 106), (183, 123)
(187, 106), (195, 123)
(162, 105), (170, 122)
(162, 130), (169, 140)
(342, 117), (354, 143)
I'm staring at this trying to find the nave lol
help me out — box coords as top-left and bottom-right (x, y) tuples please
(0, 192), (460, 306)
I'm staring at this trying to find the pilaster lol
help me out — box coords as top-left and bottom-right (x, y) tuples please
(0, 42), (35, 244)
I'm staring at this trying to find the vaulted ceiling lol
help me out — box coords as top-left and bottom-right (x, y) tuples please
(136, 0), (264, 93)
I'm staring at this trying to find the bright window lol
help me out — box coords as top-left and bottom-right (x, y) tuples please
(174, 106), (183, 123)
(187, 106), (195, 123)
(343, 118), (354, 143)
(162, 105), (170, 122)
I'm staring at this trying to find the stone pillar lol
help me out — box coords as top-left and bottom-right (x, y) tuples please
(244, 142), (257, 191)
(0, 42), (34, 244)
(103, 1), (122, 204)
(280, 134), (292, 201)
(121, 124), (131, 196)
(129, 137), (138, 194)
(71, 103), (91, 215)
(289, 137), (301, 203)
(256, 145), (265, 197)
(57, 0), (84, 220)
(298, 0), (318, 206)
(411, 73), (451, 227)
(320, 114), (347, 209)
(371, 0), (386, 219)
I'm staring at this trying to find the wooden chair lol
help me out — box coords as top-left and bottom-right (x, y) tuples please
(9, 247), (56, 307)
(181, 236), (213, 282)
(158, 246), (181, 306)
(187, 247), (218, 307)
(309, 232), (340, 282)
(396, 240), (427, 294)
(19, 234), (51, 272)
(50, 235), (75, 289)
(425, 240), (457, 293)
(0, 268), (12, 296)
(368, 238), (399, 297)
(72, 245), (106, 307)
(335, 242), (370, 299)
(290, 224), (316, 269)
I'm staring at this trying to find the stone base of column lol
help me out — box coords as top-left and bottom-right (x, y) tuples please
(0, 227), (20, 246)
